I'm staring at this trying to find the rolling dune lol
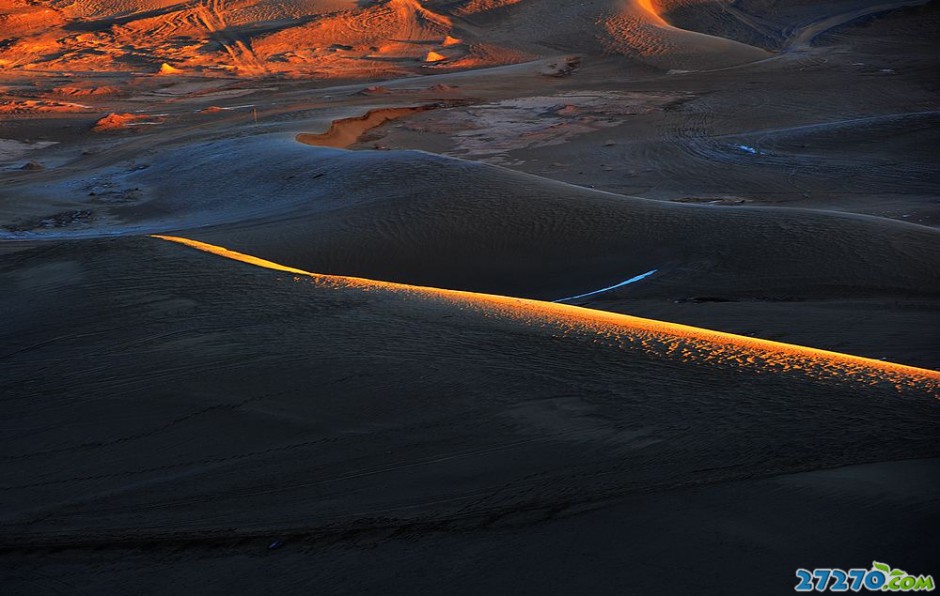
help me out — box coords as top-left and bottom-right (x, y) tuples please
(602, 0), (771, 69)
(0, 0), (523, 77)
(152, 233), (940, 393)
(1, 0), (930, 78)
(100, 138), (940, 300)
(5, 135), (939, 368)
(1, 235), (937, 594)
(0, 0), (780, 76)
(1, 0), (938, 593)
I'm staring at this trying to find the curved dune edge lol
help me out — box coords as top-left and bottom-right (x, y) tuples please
(637, 0), (670, 26)
(603, 0), (771, 70)
(151, 235), (940, 396)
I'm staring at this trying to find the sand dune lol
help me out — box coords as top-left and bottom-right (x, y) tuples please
(0, 0), (779, 77)
(647, 0), (783, 50)
(0, 0), (929, 78)
(1, 236), (936, 537)
(454, 0), (526, 16)
(5, 233), (936, 512)
(86, 138), (938, 300)
(1, 1), (938, 593)
(153, 233), (940, 393)
(0, 0), (524, 77)
(602, 0), (771, 69)
(647, 0), (935, 51)
(5, 134), (937, 368)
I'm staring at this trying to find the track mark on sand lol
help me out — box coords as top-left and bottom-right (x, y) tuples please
(150, 235), (940, 396)
(554, 270), (658, 303)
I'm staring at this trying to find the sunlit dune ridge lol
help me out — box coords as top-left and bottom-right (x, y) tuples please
(636, 0), (669, 26)
(602, 0), (770, 69)
(152, 235), (940, 396)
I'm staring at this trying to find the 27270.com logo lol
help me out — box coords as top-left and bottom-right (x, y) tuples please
(796, 562), (935, 592)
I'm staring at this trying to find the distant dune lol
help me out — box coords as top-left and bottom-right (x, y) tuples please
(602, 0), (771, 69)
(0, 0), (523, 77)
(0, 0), (788, 76)
(6, 0), (926, 77)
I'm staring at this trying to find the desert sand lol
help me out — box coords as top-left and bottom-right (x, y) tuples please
(1, 1), (939, 594)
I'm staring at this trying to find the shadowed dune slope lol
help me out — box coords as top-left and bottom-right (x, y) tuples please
(4, 458), (939, 594)
(152, 233), (940, 392)
(17, 136), (936, 366)
(102, 138), (937, 369)
(649, 0), (785, 49)
(1, 236), (938, 545)
(649, 0), (935, 51)
(107, 138), (940, 304)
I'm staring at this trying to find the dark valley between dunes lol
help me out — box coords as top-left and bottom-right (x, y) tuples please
(1, 1), (939, 594)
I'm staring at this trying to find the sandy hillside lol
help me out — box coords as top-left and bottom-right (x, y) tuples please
(0, 236), (938, 593)
(0, 0), (523, 77)
(4, 135), (937, 368)
(0, 0), (784, 76)
(1, 0), (939, 593)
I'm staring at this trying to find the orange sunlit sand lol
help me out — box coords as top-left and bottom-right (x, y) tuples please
(296, 105), (440, 148)
(0, 0), (777, 80)
(152, 234), (940, 396)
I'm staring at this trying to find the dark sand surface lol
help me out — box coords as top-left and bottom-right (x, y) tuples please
(6, 459), (939, 595)
(1, 238), (937, 595)
(1, 0), (939, 593)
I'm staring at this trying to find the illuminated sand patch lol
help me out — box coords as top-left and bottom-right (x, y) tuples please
(456, 0), (525, 16)
(0, 100), (93, 115)
(93, 112), (165, 132)
(158, 62), (182, 75)
(636, 0), (669, 26)
(296, 106), (439, 149)
(0, 0), (517, 79)
(152, 235), (940, 396)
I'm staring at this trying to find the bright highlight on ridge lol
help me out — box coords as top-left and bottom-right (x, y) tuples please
(151, 235), (940, 397)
